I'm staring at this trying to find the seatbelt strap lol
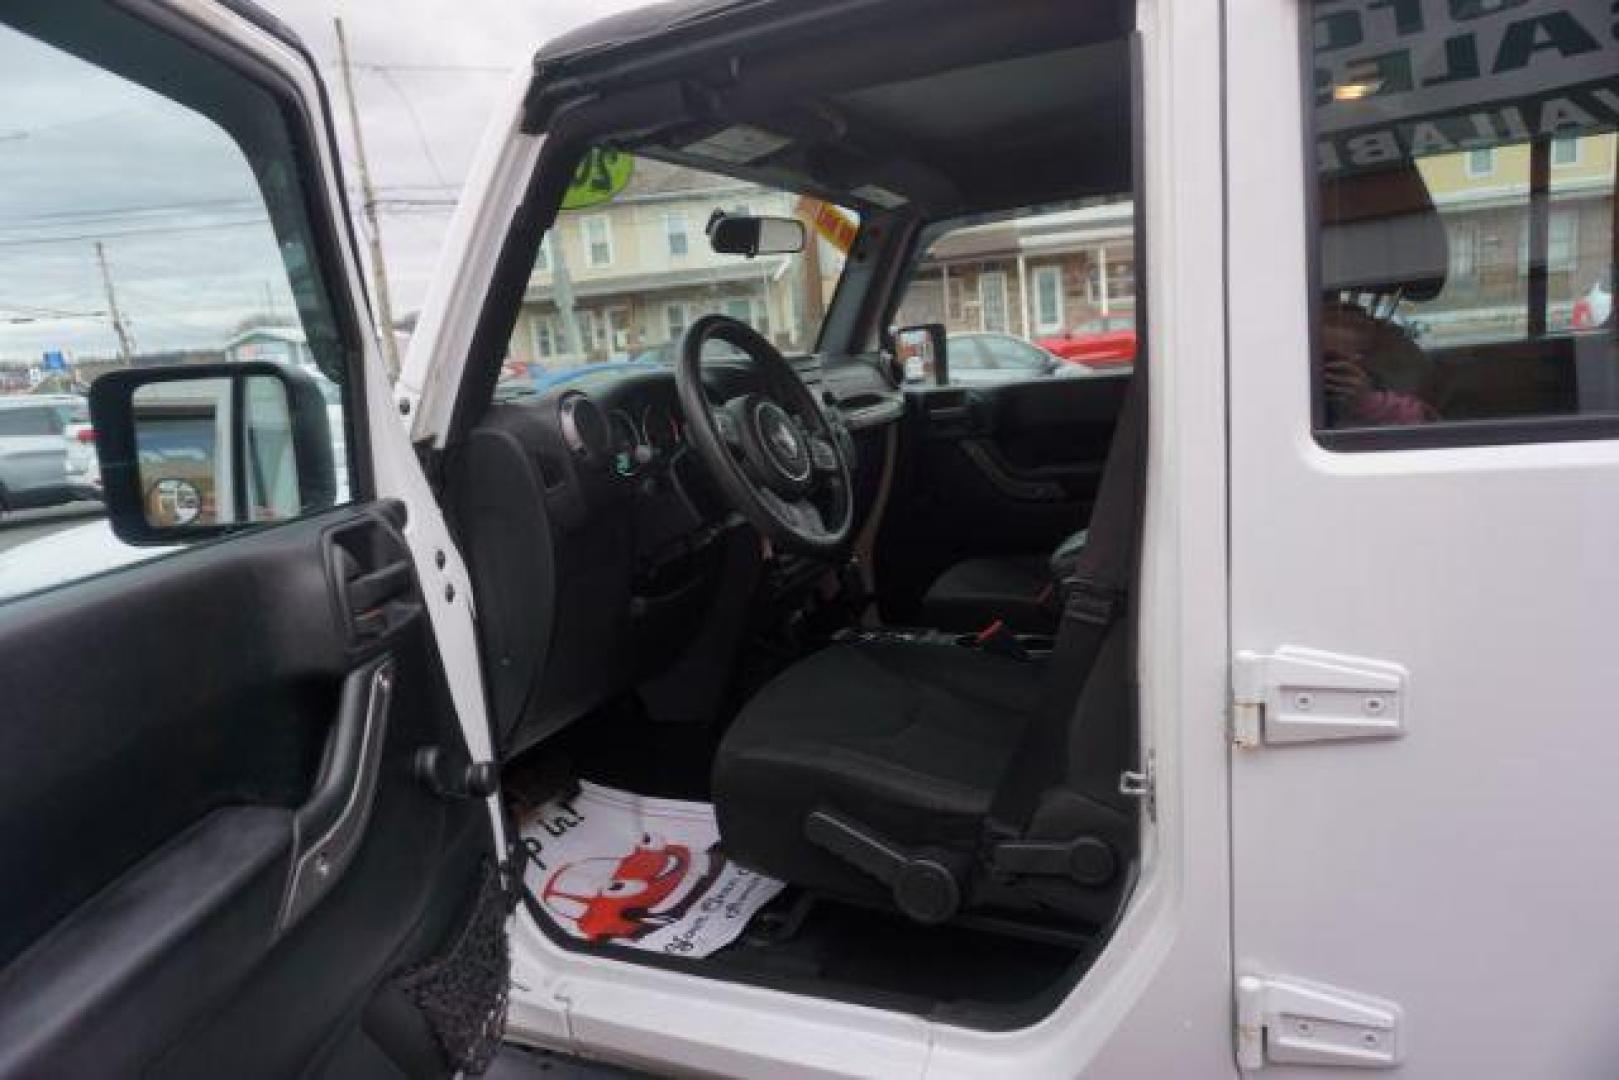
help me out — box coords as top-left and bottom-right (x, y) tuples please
(1037, 377), (1143, 720)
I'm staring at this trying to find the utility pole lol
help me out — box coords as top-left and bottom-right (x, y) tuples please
(334, 17), (401, 380)
(94, 241), (135, 364)
(550, 239), (587, 359)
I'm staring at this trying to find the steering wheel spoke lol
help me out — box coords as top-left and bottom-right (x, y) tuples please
(807, 434), (840, 475)
(711, 406), (745, 450)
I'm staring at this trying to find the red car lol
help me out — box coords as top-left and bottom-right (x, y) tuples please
(541, 833), (705, 942)
(1038, 315), (1137, 367)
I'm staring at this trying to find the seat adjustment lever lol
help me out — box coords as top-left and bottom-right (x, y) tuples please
(804, 809), (964, 924)
(989, 835), (1116, 885)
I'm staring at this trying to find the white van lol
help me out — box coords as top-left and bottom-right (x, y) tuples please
(0, 1), (1613, 1077)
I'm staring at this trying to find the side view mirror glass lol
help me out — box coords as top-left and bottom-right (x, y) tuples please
(89, 361), (337, 544)
(893, 323), (949, 387)
(707, 211), (806, 258)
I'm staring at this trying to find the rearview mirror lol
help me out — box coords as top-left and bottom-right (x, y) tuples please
(892, 324), (948, 387)
(89, 361), (338, 544)
(707, 211), (806, 258)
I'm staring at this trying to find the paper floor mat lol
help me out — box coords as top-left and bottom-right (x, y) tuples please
(519, 781), (784, 958)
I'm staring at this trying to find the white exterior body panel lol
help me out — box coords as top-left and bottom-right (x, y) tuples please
(1226, 0), (1619, 1075)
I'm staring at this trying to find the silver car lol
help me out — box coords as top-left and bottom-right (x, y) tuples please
(0, 395), (101, 514)
(946, 331), (1093, 386)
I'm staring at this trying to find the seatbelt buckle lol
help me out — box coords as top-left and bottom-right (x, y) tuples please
(1059, 574), (1125, 627)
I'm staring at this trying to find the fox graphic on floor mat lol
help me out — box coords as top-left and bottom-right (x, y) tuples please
(540, 833), (726, 942)
(520, 782), (784, 957)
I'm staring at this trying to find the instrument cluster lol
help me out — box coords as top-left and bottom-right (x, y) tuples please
(607, 401), (684, 478)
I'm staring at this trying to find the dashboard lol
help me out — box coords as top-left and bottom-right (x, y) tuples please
(503, 357), (899, 558)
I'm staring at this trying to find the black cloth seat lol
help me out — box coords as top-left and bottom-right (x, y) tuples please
(920, 529), (1089, 634)
(713, 642), (1042, 905)
(714, 378), (1143, 927)
(918, 555), (1052, 633)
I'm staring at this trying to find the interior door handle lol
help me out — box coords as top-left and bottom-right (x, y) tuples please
(326, 511), (421, 647)
(277, 655), (395, 931)
(346, 561), (412, 616)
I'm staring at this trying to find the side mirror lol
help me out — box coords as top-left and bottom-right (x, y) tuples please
(89, 361), (338, 545)
(893, 323), (949, 387)
(707, 211), (806, 258)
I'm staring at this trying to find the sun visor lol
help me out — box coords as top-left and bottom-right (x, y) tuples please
(1319, 163), (1449, 302)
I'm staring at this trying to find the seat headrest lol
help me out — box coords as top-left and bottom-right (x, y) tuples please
(1319, 162), (1449, 302)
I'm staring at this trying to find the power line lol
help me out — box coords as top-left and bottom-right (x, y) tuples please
(0, 196), (266, 228)
(372, 67), (450, 187)
(0, 216), (271, 249)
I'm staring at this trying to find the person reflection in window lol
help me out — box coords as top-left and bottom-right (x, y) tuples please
(1321, 299), (1438, 427)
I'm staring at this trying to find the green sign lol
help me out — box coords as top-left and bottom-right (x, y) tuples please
(561, 148), (633, 211)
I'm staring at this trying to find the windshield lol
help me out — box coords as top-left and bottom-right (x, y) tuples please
(501, 149), (859, 396)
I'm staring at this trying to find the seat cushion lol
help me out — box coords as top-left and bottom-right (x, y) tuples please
(920, 555), (1054, 633)
(713, 642), (1041, 903)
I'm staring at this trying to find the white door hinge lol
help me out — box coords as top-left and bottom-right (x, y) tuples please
(1236, 974), (1403, 1071)
(1231, 647), (1407, 748)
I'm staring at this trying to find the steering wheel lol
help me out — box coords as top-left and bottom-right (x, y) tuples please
(675, 314), (854, 556)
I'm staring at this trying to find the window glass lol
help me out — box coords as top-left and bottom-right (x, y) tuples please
(665, 213), (689, 257)
(583, 216), (613, 268)
(892, 195), (1138, 386)
(1309, 0), (1616, 440)
(504, 149), (858, 388)
(0, 14), (353, 603)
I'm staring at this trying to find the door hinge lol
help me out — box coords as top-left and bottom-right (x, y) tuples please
(1231, 647), (1406, 748)
(1236, 974), (1403, 1071)
(1119, 749), (1155, 820)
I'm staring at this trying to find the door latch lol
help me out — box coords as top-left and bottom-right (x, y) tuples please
(1231, 647), (1406, 748)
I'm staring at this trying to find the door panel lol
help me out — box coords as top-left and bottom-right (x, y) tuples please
(0, 3), (494, 1076)
(876, 373), (1129, 620)
(0, 507), (490, 1076)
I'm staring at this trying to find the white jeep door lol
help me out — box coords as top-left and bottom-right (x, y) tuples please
(1227, 0), (1619, 1074)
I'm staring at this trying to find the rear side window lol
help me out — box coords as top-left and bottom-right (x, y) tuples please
(1308, 0), (1616, 447)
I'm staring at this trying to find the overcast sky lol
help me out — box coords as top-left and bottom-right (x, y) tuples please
(0, 0), (640, 361)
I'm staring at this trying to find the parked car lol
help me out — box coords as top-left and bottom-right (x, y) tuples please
(58, 398), (99, 494)
(1573, 279), (1612, 330)
(0, 395), (100, 513)
(946, 331), (1092, 385)
(1038, 315), (1137, 366)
